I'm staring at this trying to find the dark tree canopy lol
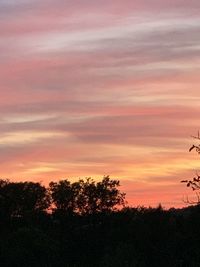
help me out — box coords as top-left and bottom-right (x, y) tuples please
(49, 179), (81, 214)
(0, 176), (200, 266)
(0, 176), (128, 266)
(0, 180), (50, 219)
(49, 176), (126, 215)
(0, 176), (126, 219)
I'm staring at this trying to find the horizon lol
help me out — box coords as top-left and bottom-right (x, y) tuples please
(0, 0), (200, 208)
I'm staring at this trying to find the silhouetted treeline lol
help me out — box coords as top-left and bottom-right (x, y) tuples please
(0, 177), (200, 266)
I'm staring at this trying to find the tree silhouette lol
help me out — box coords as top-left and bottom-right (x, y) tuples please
(0, 180), (50, 220)
(80, 176), (126, 214)
(0, 177), (200, 266)
(181, 133), (200, 203)
(49, 176), (126, 215)
(49, 179), (81, 215)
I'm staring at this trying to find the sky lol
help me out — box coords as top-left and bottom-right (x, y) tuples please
(0, 0), (200, 208)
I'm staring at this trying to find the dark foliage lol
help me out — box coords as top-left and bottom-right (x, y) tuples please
(181, 133), (200, 203)
(0, 177), (200, 266)
(49, 176), (126, 215)
(0, 180), (50, 221)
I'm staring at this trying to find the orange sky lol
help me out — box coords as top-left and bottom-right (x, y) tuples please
(0, 0), (200, 208)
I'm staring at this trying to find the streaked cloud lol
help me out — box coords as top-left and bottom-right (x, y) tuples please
(0, 131), (65, 146)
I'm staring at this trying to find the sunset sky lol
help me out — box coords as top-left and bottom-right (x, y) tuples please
(0, 0), (200, 208)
